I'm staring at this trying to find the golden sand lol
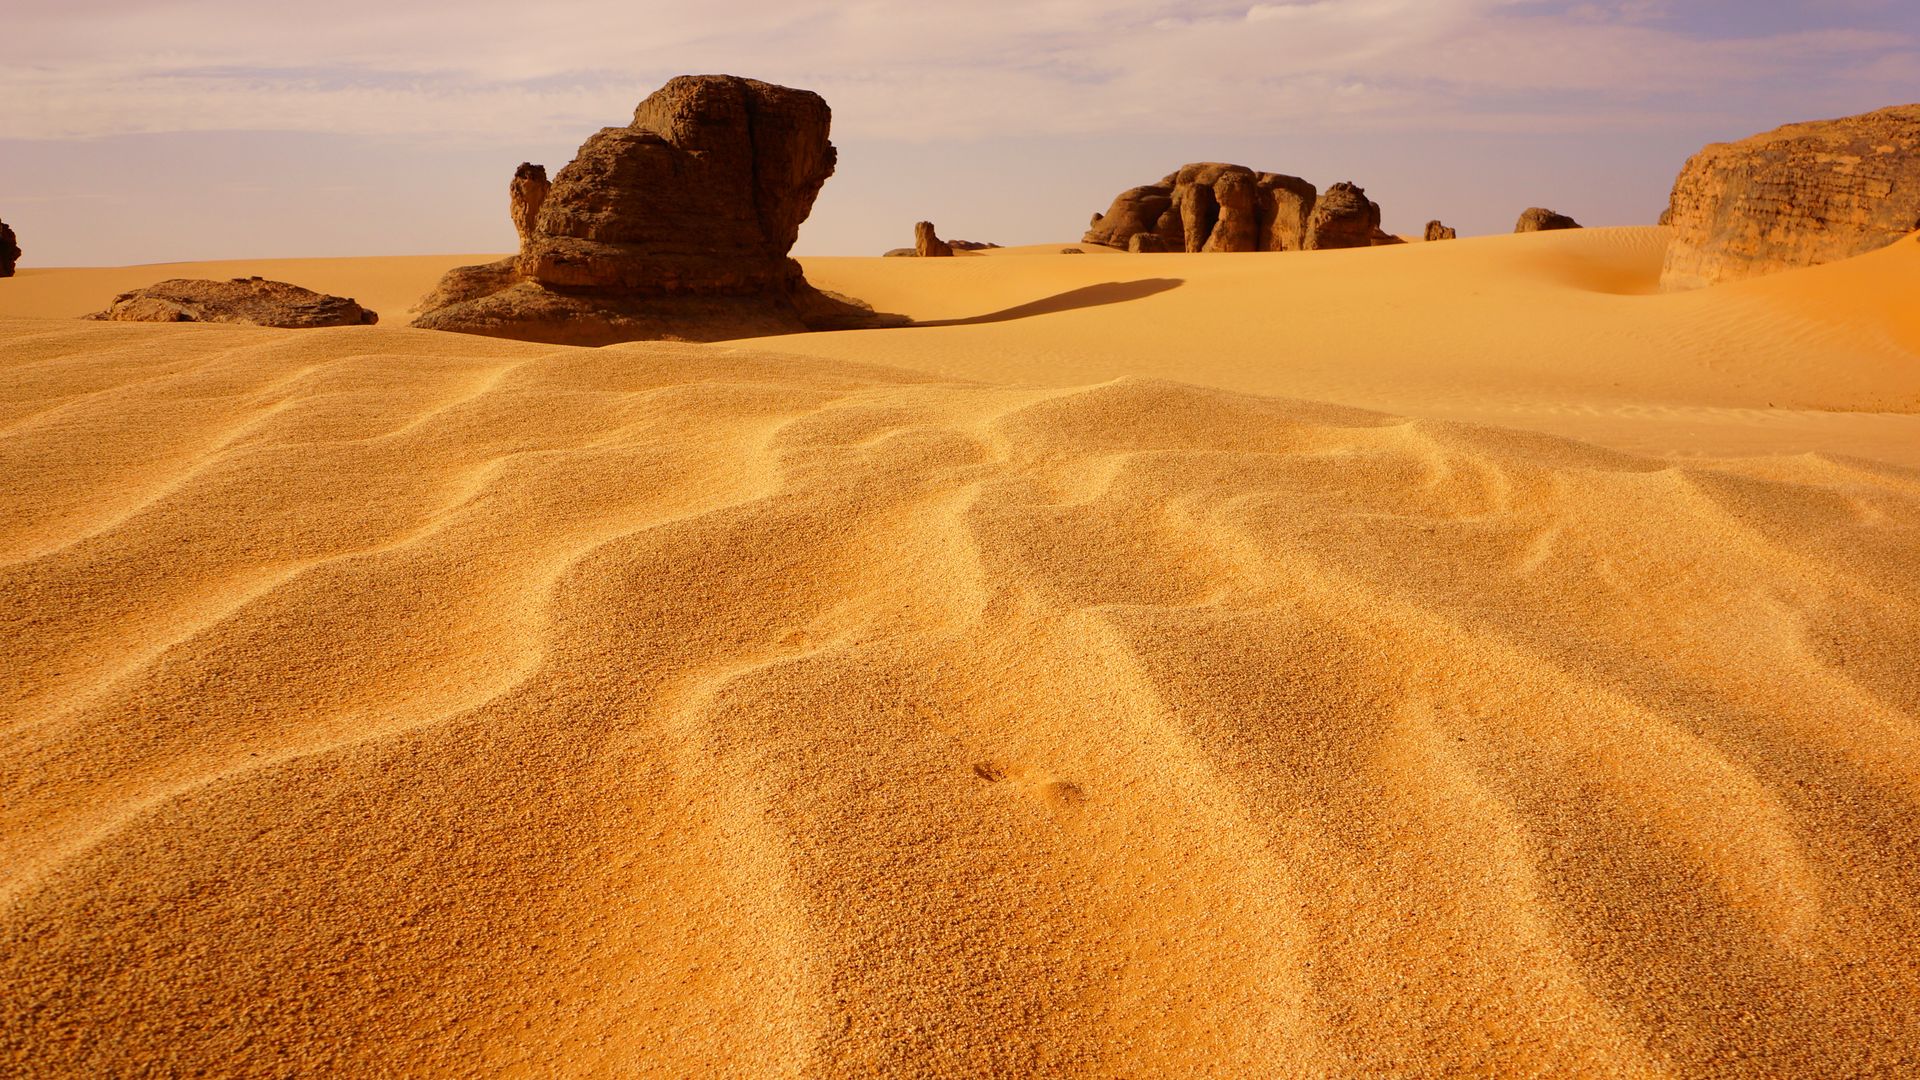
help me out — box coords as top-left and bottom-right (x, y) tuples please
(2, 230), (1916, 1076)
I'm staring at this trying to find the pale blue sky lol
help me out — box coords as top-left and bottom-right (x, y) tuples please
(3, 1), (1915, 264)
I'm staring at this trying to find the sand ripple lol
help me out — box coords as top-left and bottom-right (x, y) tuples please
(2, 321), (1917, 1077)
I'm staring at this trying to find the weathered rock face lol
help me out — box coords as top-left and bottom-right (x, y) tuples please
(1084, 164), (1393, 253)
(1425, 220), (1457, 242)
(1, 219), (18, 277)
(86, 277), (378, 327)
(1306, 182), (1383, 250)
(914, 221), (954, 258)
(1516, 208), (1581, 233)
(1660, 104), (1920, 290)
(413, 75), (894, 345)
(510, 163), (550, 245)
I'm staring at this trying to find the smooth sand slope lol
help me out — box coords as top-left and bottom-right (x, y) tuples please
(1, 230), (1917, 1077)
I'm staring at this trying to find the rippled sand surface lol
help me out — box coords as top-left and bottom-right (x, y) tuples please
(2, 230), (1917, 1076)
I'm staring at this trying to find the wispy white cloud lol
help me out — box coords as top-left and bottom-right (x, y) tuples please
(2, 1), (1913, 144)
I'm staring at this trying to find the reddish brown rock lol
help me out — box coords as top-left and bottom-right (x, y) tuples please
(1515, 208), (1581, 233)
(0, 218), (18, 277)
(1425, 220), (1457, 242)
(86, 277), (377, 327)
(1084, 165), (1394, 253)
(1085, 185), (1177, 249)
(413, 74), (895, 345)
(1258, 174), (1320, 252)
(1660, 104), (1920, 290)
(1306, 182), (1383, 250)
(509, 163), (550, 245)
(914, 221), (954, 258)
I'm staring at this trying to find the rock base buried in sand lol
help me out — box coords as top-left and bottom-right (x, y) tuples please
(85, 277), (378, 327)
(1660, 104), (1920, 290)
(914, 221), (954, 258)
(1515, 208), (1581, 233)
(1084, 163), (1402, 253)
(412, 74), (901, 345)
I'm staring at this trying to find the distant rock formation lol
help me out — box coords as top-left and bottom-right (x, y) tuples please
(1660, 104), (1920, 290)
(1083, 163), (1398, 253)
(86, 277), (378, 327)
(413, 75), (896, 345)
(0, 219), (17, 277)
(1425, 220), (1457, 242)
(1515, 208), (1581, 233)
(914, 221), (954, 258)
(885, 231), (996, 257)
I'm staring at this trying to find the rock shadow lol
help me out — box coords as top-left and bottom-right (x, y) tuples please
(912, 278), (1184, 327)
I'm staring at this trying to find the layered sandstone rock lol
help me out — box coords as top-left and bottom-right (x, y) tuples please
(1084, 164), (1393, 253)
(1516, 208), (1581, 233)
(1425, 220), (1457, 242)
(914, 222), (954, 258)
(0, 219), (17, 277)
(86, 277), (378, 327)
(1660, 104), (1920, 290)
(413, 75), (895, 345)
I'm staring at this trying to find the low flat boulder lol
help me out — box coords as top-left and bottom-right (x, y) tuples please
(87, 277), (377, 327)
(1515, 208), (1581, 233)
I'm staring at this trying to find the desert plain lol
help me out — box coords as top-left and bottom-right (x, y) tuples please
(1, 216), (1917, 1077)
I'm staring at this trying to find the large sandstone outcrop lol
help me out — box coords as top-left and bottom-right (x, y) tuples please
(1515, 208), (1581, 233)
(1083, 164), (1396, 253)
(914, 222), (954, 258)
(1425, 220), (1457, 242)
(413, 75), (893, 345)
(85, 277), (377, 327)
(1660, 104), (1920, 290)
(0, 219), (17, 277)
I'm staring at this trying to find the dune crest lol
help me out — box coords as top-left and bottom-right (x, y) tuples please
(2, 298), (1917, 1074)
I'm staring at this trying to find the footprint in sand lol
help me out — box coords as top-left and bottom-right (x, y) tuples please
(970, 761), (1087, 813)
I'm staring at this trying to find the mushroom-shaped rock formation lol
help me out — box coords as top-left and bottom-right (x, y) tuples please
(1660, 104), (1920, 290)
(86, 277), (377, 327)
(412, 75), (896, 345)
(1515, 208), (1581, 233)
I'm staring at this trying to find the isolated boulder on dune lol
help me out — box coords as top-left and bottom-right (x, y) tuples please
(1515, 208), (1581, 233)
(1660, 103), (1920, 290)
(914, 221), (954, 257)
(86, 277), (378, 327)
(0, 218), (18, 277)
(413, 74), (897, 345)
(1425, 220), (1457, 242)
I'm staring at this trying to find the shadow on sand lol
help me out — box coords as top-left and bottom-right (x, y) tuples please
(911, 278), (1184, 327)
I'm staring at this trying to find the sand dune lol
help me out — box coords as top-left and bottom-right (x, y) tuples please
(2, 231), (1917, 1076)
